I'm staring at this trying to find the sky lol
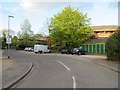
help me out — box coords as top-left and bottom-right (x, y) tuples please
(0, 0), (119, 36)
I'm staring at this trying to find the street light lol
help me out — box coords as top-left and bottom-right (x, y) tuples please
(7, 15), (14, 58)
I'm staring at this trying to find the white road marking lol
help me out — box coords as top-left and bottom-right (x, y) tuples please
(57, 60), (70, 71)
(57, 60), (76, 89)
(72, 76), (76, 89)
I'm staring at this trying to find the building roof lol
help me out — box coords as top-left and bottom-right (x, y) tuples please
(84, 37), (108, 44)
(37, 38), (46, 41)
(91, 25), (118, 31)
(84, 25), (118, 44)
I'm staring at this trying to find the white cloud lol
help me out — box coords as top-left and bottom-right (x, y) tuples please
(6, 6), (20, 14)
(19, 1), (62, 20)
(19, 1), (61, 13)
(20, 1), (44, 12)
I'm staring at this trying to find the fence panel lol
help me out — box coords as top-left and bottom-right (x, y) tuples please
(82, 43), (105, 54)
(89, 44), (92, 53)
(100, 44), (105, 54)
(86, 44), (89, 53)
(93, 44), (96, 53)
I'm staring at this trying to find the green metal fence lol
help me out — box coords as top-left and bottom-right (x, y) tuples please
(82, 43), (105, 54)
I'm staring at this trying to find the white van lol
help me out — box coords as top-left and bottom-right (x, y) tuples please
(34, 44), (51, 54)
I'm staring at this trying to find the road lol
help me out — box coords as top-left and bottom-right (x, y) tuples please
(3, 50), (118, 88)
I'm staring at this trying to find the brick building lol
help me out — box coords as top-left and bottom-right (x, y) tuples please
(92, 25), (118, 38)
(83, 25), (118, 54)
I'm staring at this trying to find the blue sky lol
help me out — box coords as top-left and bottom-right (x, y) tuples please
(0, 0), (118, 36)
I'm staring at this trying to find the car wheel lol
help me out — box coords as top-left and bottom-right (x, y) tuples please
(78, 52), (81, 55)
(83, 53), (86, 55)
(40, 50), (42, 54)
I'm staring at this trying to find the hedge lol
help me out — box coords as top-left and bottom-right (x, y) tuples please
(106, 27), (120, 61)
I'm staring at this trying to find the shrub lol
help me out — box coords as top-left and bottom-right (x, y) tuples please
(106, 27), (120, 61)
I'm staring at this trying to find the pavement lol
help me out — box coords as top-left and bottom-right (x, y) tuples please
(1, 51), (119, 89)
(80, 55), (120, 73)
(2, 56), (34, 89)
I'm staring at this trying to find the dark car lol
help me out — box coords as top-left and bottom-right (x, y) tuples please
(61, 49), (68, 54)
(65, 49), (72, 54)
(61, 49), (72, 54)
(71, 48), (86, 55)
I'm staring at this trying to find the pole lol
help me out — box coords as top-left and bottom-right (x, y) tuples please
(8, 16), (10, 58)
(7, 15), (14, 58)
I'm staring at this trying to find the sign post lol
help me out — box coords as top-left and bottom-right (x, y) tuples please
(6, 37), (12, 58)
(6, 37), (12, 44)
(7, 15), (14, 58)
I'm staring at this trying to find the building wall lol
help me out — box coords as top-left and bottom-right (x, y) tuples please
(94, 31), (115, 37)
(92, 25), (117, 38)
(83, 25), (117, 54)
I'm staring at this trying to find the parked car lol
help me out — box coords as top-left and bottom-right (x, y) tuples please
(61, 49), (73, 54)
(24, 47), (29, 51)
(24, 47), (34, 52)
(71, 48), (86, 55)
(67, 49), (73, 54)
(61, 49), (68, 54)
(28, 47), (34, 52)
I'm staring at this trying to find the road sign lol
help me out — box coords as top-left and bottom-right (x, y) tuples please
(6, 37), (12, 44)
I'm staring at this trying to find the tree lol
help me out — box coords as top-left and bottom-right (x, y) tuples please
(17, 31), (23, 39)
(20, 19), (34, 45)
(49, 6), (93, 50)
(1, 29), (15, 37)
(0, 29), (14, 49)
(11, 36), (18, 49)
(106, 27), (120, 61)
(17, 19), (34, 49)
(41, 18), (50, 36)
(32, 34), (44, 44)
(1, 30), (7, 49)
(33, 34), (44, 39)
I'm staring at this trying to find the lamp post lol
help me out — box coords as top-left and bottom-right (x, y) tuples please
(7, 15), (14, 58)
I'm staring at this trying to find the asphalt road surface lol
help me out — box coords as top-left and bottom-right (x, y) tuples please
(3, 50), (118, 88)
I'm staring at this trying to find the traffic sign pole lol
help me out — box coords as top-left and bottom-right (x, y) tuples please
(6, 37), (11, 58)
(7, 15), (14, 58)
(8, 16), (10, 58)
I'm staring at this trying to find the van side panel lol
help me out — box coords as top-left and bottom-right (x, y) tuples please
(34, 45), (51, 53)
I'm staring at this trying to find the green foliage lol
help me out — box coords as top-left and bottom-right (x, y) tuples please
(17, 19), (34, 49)
(106, 27), (120, 61)
(11, 36), (18, 49)
(49, 6), (93, 50)
(20, 19), (34, 44)
(33, 34), (44, 44)
(1, 30), (7, 49)
(0, 29), (18, 49)
(33, 34), (43, 39)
